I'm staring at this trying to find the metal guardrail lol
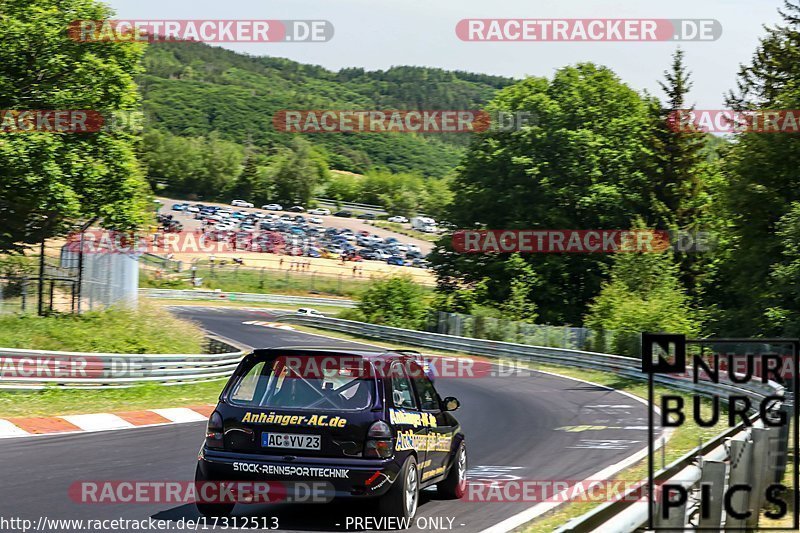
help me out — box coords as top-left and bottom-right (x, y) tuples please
(276, 315), (792, 531)
(315, 198), (388, 216)
(139, 288), (357, 308)
(0, 335), (246, 389)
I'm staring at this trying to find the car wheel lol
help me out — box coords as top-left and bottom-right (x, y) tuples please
(194, 465), (235, 518)
(438, 441), (467, 499)
(379, 456), (418, 520)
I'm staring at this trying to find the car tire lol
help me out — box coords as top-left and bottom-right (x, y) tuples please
(379, 456), (419, 521)
(194, 465), (235, 518)
(438, 441), (467, 499)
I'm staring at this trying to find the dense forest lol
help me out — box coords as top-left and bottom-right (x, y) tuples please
(430, 1), (800, 342)
(138, 41), (515, 198)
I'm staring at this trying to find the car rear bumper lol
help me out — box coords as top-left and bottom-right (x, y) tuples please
(197, 446), (401, 499)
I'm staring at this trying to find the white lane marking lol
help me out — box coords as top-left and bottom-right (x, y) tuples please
(61, 413), (134, 431)
(0, 419), (29, 437)
(478, 369), (674, 533)
(468, 466), (525, 482)
(568, 439), (642, 450)
(152, 408), (208, 423)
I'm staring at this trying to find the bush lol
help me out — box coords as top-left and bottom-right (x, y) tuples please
(585, 250), (700, 356)
(357, 276), (428, 330)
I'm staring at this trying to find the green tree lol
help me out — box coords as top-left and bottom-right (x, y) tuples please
(707, 0), (800, 335)
(652, 49), (709, 228)
(497, 255), (539, 322)
(433, 63), (663, 324)
(0, 0), (151, 252)
(585, 249), (700, 356)
(765, 202), (800, 335)
(270, 138), (329, 206)
(140, 130), (243, 198)
(651, 49), (723, 295)
(357, 276), (428, 330)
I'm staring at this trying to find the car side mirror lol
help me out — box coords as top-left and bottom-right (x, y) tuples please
(443, 397), (460, 411)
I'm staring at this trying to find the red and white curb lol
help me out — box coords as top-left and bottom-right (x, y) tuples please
(243, 320), (295, 330)
(0, 405), (214, 438)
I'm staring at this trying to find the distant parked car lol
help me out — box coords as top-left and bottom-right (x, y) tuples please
(262, 203), (283, 211)
(308, 208), (331, 216)
(288, 205), (305, 212)
(334, 210), (353, 218)
(412, 258), (430, 268)
(171, 203), (188, 211)
(357, 213), (376, 220)
(359, 249), (377, 260)
(296, 308), (324, 317)
(373, 249), (392, 260)
(387, 255), (406, 266)
(309, 216), (323, 224)
(231, 200), (254, 208)
(387, 215), (408, 223)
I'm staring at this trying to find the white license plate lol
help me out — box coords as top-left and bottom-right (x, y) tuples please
(262, 432), (321, 450)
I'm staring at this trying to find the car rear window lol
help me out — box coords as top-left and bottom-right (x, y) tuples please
(229, 354), (376, 411)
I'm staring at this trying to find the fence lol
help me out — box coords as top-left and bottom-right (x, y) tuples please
(139, 288), (357, 307)
(0, 335), (245, 390)
(429, 311), (633, 355)
(315, 198), (388, 216)
(554, 416), (791, 531)
(275, 314), (793, 531)
(0, 235), (139, 315)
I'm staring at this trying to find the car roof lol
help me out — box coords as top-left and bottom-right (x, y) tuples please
(250, 346), (422, 362)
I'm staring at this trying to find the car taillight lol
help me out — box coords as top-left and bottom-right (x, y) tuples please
(364, 420), (393, 458)
(205, 411), (224, 450)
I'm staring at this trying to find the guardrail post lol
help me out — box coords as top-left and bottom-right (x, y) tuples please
(773, 403), (792, 484)
(745, 427), (770, 529)
(725, 434), (753, 530)
(655, 485), (688, 530)
(698, 460), (726, 529)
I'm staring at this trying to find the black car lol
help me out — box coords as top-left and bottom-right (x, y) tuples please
(196, 348), (466, 520)
(357, 213), (376, 220)
(360, 249), (379, 260)
(334, 210), (353, 218)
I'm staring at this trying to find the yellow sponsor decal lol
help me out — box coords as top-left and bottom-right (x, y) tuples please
(241, 411), (347, 428)
(395, 430), (453, 452)
(422, 466), (446, 480)
(389, 409), (437, 428)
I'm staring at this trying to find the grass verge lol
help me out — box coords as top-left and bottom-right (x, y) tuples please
(0, 380), (225, 418)
(0, 303), (204, 353)
(140, 266), (373, 298)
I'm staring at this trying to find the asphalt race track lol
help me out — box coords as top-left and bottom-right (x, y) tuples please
(0, 307), (653, 533)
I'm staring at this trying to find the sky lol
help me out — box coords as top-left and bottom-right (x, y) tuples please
(105, 0), (786, 108)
